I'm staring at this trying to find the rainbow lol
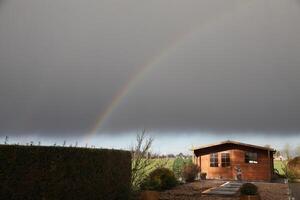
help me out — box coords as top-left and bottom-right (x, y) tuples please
(87, 0), (252, 138)
(88, 31), (186, 136)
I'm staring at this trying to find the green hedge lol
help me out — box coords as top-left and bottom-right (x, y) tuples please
(0, 145), (131, 200)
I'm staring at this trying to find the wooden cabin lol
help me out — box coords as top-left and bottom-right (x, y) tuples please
(193, 140), (275, 182)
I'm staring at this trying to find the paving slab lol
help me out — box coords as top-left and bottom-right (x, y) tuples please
(217, 188), (239, 191)
(202, 181), (242, 196)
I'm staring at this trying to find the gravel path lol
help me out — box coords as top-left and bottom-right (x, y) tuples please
(255, 182), (289, 200)
(289, 183), (300, 200)
(159, 180), (234, 200)
(158, 180), (289, 200)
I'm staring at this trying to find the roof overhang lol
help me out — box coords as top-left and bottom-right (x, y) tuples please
(191, 140), (276, 153)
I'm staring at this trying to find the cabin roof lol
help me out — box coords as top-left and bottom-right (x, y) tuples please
(192, 140), (275, 152)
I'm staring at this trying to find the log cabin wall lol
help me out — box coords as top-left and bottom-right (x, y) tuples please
(194, 143), (274, 182)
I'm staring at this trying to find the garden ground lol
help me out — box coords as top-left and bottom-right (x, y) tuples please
(158, 180), (289, 200)
(141, 159), (289, 199)
(290, 183), (300, 200)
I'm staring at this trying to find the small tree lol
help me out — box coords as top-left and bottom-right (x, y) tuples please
(283, 143), (292, 160)
(131, 130), (172, 191)
(282, 161), (297, 181)
(181, 163), (199, 182)
(275, 150), (281, 158)
(295, 145), (300, 157)
(172, 157), (186, 178)
(4, 136), (8, 145)
(131, 130), (154, 191)
(172, 157), (192, 179)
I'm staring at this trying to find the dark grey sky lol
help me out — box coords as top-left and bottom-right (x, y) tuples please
(0, 0), (300, 136)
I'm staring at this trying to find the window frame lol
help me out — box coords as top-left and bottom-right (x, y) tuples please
(221, 152), (230, 167)
(245, 151), (258, 164)
(210, 153), (219, 167)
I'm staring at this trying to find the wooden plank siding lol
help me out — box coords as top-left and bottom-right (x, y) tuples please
(193, 142), (275, 182)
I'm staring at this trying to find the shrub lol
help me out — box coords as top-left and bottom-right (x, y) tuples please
(181, 163), (199, 182)
(172, 157), (192, 178)
(185, 157), (193, 165)
(240, 183), (258, 195)
(285, 167), (297, 181)
(141, 168), (178, 191)
(287, 157), (300, 179)
(281, 159), (298, 182)
(172, 157), (186, 178)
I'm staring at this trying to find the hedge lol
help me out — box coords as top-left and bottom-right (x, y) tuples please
(0, 145), (131, 200)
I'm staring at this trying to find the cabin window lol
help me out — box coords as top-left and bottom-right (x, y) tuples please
(245, 152), (258, 164)
(221, 153), (230, 167)
(210, 153), (218, 167)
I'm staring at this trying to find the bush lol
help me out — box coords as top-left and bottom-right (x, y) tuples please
(0, 145), (131, 200)
(285, 167), (297, 181)
(240, 183), (258, 195)
(288, 157), (300, 180)
(172, 157), (186, 178)
(181, 163), (199, 182)
(185, 157), (193, 165)
(141, 168), (178, 191)
(172, 157), (192, 178)
(280, 159), (298, 182)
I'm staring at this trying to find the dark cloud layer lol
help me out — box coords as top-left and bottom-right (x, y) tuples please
(0, 0), (300, 136)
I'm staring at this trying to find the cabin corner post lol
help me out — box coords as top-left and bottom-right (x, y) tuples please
(192, 151), (202, 172)
(268, 150), (271, 181)
(199, 155), (201, 171)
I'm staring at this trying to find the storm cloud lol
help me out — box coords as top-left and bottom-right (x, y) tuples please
(0, 0), (300, 136)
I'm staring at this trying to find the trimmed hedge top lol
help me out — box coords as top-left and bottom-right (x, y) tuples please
(0, 145), (131, 200)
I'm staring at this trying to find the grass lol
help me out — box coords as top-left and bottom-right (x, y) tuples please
(146, 158), (175, 171)
(274, 160), (286, 176)
(160, 158), (175, 169)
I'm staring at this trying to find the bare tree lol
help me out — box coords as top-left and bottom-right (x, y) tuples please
(295, 144), (300, 157)
(274, 150), (281, 158)
(4, 136), (8, 145)
(131, 130), (154, 191)
(131, 130), (171, 191)
(283, 143), (292, 160)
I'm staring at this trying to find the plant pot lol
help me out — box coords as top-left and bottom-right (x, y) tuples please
(140, 190), (159, 200)
(200, 173), (207, 180)
(240, 194), (261, 200)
